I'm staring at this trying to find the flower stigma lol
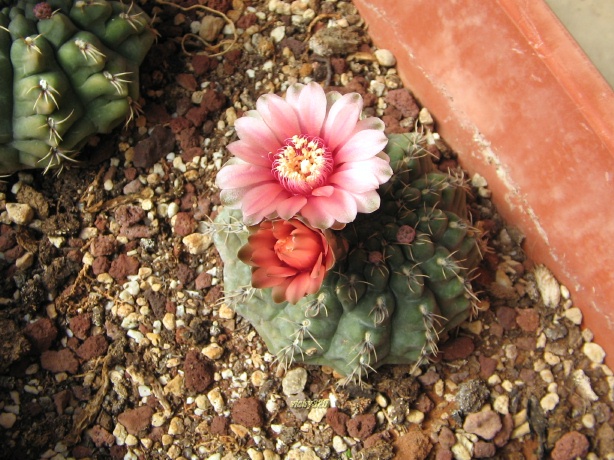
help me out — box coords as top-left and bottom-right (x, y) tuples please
(272, 135), (333, 195)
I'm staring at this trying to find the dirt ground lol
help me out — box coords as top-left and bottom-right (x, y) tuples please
(1, 1), (613, 459)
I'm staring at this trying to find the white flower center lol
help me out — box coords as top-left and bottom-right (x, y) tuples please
(272, 135), (333, 194)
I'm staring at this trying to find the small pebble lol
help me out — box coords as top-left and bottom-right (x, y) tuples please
(202, 343), (224, 360)
(332, 436), (347, 453)
(207, 388), (225, 413)
(540, 393), (559, 412)
(182, 233), (213, 255)
(564, 307), (583, 325)
(582, 342), (605, 364)
(0, 412), (17, 429)
(534, 265), (561, 308)
(374, 49), (396, 67)
(6, 203), (34, 225)
(282, 367), (308, 396)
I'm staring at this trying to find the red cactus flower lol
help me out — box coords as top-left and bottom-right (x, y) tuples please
(238, 218), (341, 304)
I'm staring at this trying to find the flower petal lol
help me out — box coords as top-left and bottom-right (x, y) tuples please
(257, 93), (301, 143)
(215, 162), (274, 190)
(293, 82), (327, 136)
(235, 115), (282, 154)
(276, 195), (308, 220)
(241, 183), (289, 224)
(322, 92), (362, 150)
(227, 140), (272, 167)
(328, 168), (380, 193)
(334, 129), (388, 164)
(301, 188), (358, 228)
(350, 190), (381, 214)
(311, 185), (334, 197)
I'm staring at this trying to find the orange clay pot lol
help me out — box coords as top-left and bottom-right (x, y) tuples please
(354, 0), (614, 368)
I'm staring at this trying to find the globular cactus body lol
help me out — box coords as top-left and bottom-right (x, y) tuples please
(214, 133), (482, 383)
(0, 0), (155, 173)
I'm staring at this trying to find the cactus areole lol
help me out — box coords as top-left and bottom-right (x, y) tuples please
(214, 132), (483, 384)
(0, 0), (155, 174)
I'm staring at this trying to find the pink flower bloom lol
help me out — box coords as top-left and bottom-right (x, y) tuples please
(238, 218), (340, 304)
(216, 82), (392, 229)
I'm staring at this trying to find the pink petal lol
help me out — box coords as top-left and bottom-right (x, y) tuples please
(322, 92), (362, 150)
(301, 188), (358, 228)
(294, 82), (327, 136)
(241, 183), (288, 223)
(354, 117), (386, 132)
(328, 168), (380, 193)
(257, 93), (301, 143)
(276, 195), (308, 220)
(215, 162), (274, 190)
(349, 190), (381, 213)
(227, 140), (272, 168)
(334, 129), (388, 164)
(235, 115), (282, 154)
(311, 185), (334, 197)
(332, 156), (393, 187)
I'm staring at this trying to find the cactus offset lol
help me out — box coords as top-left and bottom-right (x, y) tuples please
(214, 133), (482, 383)
(0, 0), (155, 174)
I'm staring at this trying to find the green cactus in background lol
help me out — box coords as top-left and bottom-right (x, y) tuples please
(0, 0), (155, 174)
(213, 132), (483, 384)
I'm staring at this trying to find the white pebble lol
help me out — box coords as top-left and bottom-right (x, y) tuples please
(583, 342), (606, 364)
(564, 307), (583, 325)
(207, 388), (225, 413)
(127, 330), (144, 343)
(374, 49), (396, 67)
(534, 265), (561, 308)
(5, 203), (34, 225)
(573, 369), (599, 401)
(582, 413), (595, 429)
(332, 436), (347, 453)
(0, 412), (17, 429)
(307, 407), (327, 423)
(182, 233), (213, 255)
(406, 410), (424, 424)
(270, 25), (285, 43)
(493, 394), (510, 415)
(202, 343), (224, 360)
(539, 393), (559, 412)
(162, 312), (176, 331)
(540, 369), (554, 384)
(471, 173), (488, 188)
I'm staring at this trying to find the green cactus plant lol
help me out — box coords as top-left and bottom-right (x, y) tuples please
(213, 132), (483, 384)
(0, 0), (155, 174)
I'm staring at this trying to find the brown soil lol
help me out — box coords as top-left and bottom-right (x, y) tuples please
(1, 1), (613, 459)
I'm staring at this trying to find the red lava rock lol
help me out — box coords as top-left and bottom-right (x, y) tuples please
(182, 146), (204, 163)
(192, 54), (217, 76)
(109, 254), (140, 281)
(109, 445), (127, 460)
(76, 334), (108, 361)
(231, 397), (264, 428)
(438, 426), (455, 449)
(200, 88), (226, 112)
(115, 205), (145, 226)
(326, 407), (349, 436)
(440, 336), (475, 361)
(194, 196), (211, 220)
(185, 105), (209, 127)
(53, 389), (71, 415)
(117, 406), (154, 435)
(363, 430), (391, 448)
(385, 88), (420, 119)
(551, 431), (590, 460)
(414, 393), (434, 413)
(195, 272), (213, 290)
(393, 430), (433, 460)
(464, 410), (502, 440)
(0, 228), (16, 251)
(173, 212), (197, 236)
(236, 12), (256, 28)
(184, 349), (214, 392)
(132, 126), (175, 169)
(169, 116), (191, 133)
(23, 317), (58, 352)
(92, 256), (111, 275)
(69, 314), (92, 340)
(435, 449), (453, 460)
(493, 413), (513, 447)
(478, 355), (498, 379)
(87, 425), (115, 447)
(41, 348), (79, 374)
(176, 263), (196, 286)
(330, 56), (347, 74)
(123, 179), (143, 195)
(210, 415), (229, 435)
(176, 73), (197, 91)
(346, 413), (376, 440)
(496, 306), (517, 330)
(417, 370), (440, 386)
(71, 446), (93, 459)
(516, 308), (540, 332)
(120, 225), (156, 240)
(473, 441), (496, 458)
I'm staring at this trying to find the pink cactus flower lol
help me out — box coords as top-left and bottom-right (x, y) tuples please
(216, 82), (392, 229)
(238, 218), (340, 304)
